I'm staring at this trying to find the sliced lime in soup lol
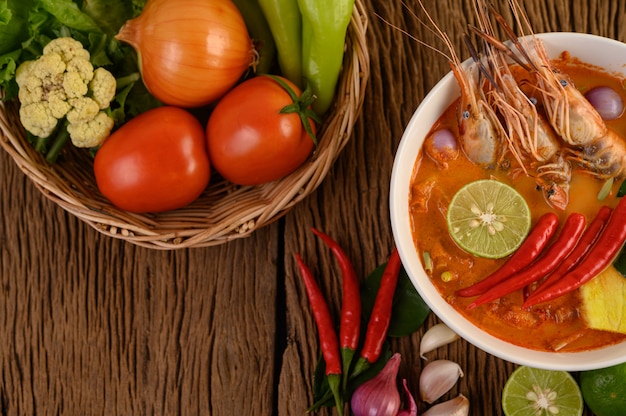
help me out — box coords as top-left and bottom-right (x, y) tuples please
(502, 366), (583, 416)
(446, 179), (531, 259)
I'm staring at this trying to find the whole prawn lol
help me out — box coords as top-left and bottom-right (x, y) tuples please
(401, 0), (506, 168)
(469, 0), (572, 209)
(482, 0), (626, 180)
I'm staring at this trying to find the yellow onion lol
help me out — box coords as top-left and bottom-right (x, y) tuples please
(116, 0), (255, 107)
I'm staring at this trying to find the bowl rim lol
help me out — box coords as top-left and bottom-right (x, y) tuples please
(390, 32), (626, 371)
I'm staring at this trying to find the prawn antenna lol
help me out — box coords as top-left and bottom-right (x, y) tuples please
(373, 10), (451, 62)
(462, 32), (501, 93)
(468, 24), (531, 72)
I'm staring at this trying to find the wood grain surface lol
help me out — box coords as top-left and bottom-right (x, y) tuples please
(1, 0), (625, 415)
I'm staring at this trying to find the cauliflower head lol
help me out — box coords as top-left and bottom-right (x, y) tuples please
(16, 37), (117, 148)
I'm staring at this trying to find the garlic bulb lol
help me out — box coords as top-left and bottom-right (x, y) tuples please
(420, 323), (460, 359)
(419, 360), (464, 403)
(422, 394), (470, 416)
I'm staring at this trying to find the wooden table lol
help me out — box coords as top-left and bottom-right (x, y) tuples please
(1, 0), (624, 414)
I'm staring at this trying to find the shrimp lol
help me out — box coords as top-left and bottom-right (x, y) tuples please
(486, 0), (626, 179)
(468, 0), (573, 209)
(401, 0), (506, 168)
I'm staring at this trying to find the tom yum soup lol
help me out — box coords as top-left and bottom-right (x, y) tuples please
(409, 37), (626, 353)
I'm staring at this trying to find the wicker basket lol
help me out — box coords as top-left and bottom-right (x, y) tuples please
(0, 0), (370, 249)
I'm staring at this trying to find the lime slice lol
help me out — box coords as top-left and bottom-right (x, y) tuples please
(580, 362), (626, 416)
(502, 366), (583, 416)
(446, 179), (531, 259)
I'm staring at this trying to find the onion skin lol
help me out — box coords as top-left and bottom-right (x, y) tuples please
(116, 0), (254, 108)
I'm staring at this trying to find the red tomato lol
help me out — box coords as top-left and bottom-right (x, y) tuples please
(94, 106), (211, 213)
(206, 75), (316, 185)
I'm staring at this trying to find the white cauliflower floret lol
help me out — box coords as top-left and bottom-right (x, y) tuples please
(66, 97), (100, 124)
(90, 68), (116, 109)
(15, 37), (117, 150)
(43, 37), (90, 63)
(67, 112), (114, 148)
(63, 57), (94, 98)
(18, 102), (59, 138)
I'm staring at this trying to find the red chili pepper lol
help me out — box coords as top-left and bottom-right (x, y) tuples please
(311, 228), (361, 351)
(457, 212), (560, 297)
(295, 254), (344, 415)
(467, 213), (586, 309)
(523, 199), (626, 307)
(526, 206), (612, 302)
(294, 254), (342, 376)
(359, 247), (401, 365)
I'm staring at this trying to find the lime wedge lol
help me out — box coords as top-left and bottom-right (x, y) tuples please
(502, 366), (583, 416)
(446, 179), (531, 259)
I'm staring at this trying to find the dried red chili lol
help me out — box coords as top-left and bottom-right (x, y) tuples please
(523, 199), (626, 307)
(468, 213), (586, 309)
(526, 205), (612, 300)
(311, 228), (361, 378)
(457, 212), (560, 297)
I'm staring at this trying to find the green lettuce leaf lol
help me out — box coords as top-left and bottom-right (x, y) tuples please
(0, 0), (34, 54)
(38, 0), (100, 32)
(81, 0), (133, 35)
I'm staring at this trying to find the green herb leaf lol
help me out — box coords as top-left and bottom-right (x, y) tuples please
(310, 343), (392, 411)
(361, 262), (430, 337)
(614, 247), (626, 278)
(618, 179), (626, 198)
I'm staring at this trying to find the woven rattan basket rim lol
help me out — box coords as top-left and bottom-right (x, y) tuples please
(0, 0), (370, 249)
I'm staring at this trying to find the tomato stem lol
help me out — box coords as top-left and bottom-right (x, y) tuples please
(264, 74), (321, 145)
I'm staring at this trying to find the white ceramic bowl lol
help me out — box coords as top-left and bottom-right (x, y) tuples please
(390, 33), (626, 371)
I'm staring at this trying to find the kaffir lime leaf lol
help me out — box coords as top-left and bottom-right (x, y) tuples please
(502, 366), (583, 416)
(446, 179), (531, 259)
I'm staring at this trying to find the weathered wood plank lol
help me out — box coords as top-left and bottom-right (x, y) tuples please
(1, 149), (280, 415)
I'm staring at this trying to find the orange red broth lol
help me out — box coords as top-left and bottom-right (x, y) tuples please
(409, 52), (626, 352)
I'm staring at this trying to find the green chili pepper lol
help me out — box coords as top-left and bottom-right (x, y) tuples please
(231, 0), (276, 75)
(257, 0), (302, 87)
(297, 0), (354, 115)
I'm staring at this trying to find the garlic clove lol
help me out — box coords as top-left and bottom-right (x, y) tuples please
(419, 359), (464, 403)
(420, 323), (460, 359)
(421, 394), (470, 416)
